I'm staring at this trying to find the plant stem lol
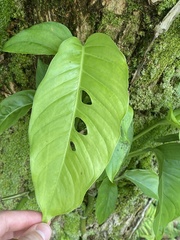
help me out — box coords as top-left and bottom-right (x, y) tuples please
(80, 216), (87, 236)
(85, 193), (95, 216)
(15, 196), (29, 210)
(80, 193), (95, 236)
(1, 192), (29, 201)
(133, 119), (168, 142)
(15, 192), (35, 210)
(128, 148), (151, 159)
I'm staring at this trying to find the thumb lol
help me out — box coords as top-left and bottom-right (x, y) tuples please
(19, 223), (52, 240)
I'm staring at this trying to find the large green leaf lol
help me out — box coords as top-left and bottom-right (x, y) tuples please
(3, 22), (72, 55)
(29, 33), (129, 222)
(0, 90), (35, 134)
(106, 106), (133, 182)
(124, 169), (158, 200)
(153, 143), (180, 240)
(95, 178), (118, 224)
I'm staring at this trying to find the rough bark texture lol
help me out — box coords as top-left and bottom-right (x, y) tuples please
(0, 0), (180, 239)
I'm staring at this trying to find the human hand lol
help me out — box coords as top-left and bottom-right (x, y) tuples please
(0, 210), (52, 240)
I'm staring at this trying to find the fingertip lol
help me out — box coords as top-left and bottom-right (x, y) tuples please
(19, 223), (52, 240)
(35, 223), (52, 240)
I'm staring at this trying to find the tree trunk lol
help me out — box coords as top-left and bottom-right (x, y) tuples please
(0, 0), (179, 239)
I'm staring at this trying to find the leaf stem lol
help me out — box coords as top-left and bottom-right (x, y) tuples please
(1, 192), (29, 201)
(80, 193), (95, 236)
(15, 192), (35, 210)
(133, 119), (168, 142)
(128, 148), (151, 159)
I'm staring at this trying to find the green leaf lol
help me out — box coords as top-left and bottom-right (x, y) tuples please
(29, 33), (129, 221)
(3, 22), (72, 55)
(95, 178), (118, 224)
(36, 59), (48, 88)
(0, 90), (35, 135)
(153, 143), (180, 240)
(106, 106), (133, 182)
(155, 133), (180, 143)
(124, 169), (158, 200)
(166, 108), (180, 128)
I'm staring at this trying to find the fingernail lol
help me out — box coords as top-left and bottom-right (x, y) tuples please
(36, 223), (52, 240)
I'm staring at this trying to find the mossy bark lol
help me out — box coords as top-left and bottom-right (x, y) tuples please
(0, 0), (180, 239)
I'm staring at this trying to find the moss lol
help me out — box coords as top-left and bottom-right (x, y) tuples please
(0, 53), (36, 96)
(120, 10), (142, 58)
(0, 115), (38, 210)
(7, 54), (36, 89)
(50, 213), (81, 240)
(129, 17), (180, 136)
(0, 0), (36, 92)
(63, 213), (81, 239)
(0, 0), (14, 50)
(125, 0), (141, 12)
(98, 10), (123, 39)
(116, 185), (141, 215)
(157, 0), (178, 15)
(98, 0), (147, 58)
(0, 0), (30, 50)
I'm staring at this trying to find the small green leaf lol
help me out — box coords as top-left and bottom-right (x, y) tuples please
(153, 143), (180, 240)
(36, 59), (48, 88)
(95, 178), (118, 224)
(166, 108), (180, 128)
(0, 90), (35, 134)
(124, 169), (158, 200)
(155, 133), (180, 143)
(3, 22), (72, 55)
(106, 106), (133, 182)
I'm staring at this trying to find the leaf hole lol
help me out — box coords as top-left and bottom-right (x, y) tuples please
(70, 141), (76, 151)
(81, 90), (92, 105)
(74, 117), (88, 135)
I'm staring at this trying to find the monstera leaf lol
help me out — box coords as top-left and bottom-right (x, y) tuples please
(29, 33), (129, 222)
